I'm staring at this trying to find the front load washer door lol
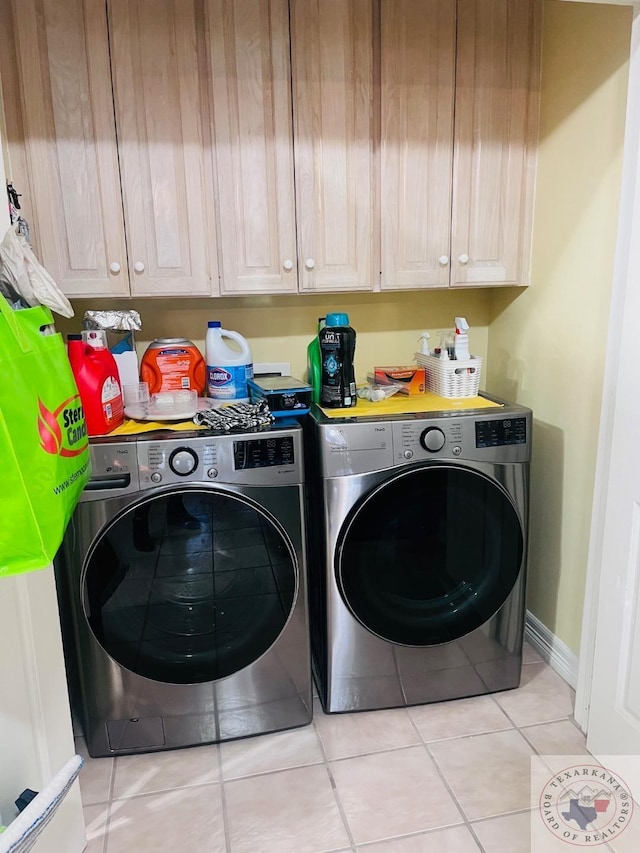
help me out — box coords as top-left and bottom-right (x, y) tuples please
(82, 489), (297, 684)
(336, 465), (524, 646)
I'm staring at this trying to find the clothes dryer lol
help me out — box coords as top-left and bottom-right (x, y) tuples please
(55, 422), (311, 755)
(306, 399), (531, 712)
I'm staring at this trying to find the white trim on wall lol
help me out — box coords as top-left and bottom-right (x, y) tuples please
(525, 610), (580, 691)
(575, 1), (640, 733)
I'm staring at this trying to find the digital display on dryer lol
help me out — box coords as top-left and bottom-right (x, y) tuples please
(475, 417), (527, 448)
(233, 436), (295, 469)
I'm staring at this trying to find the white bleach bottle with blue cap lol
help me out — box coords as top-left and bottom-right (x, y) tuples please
(205, 321), (253, 404)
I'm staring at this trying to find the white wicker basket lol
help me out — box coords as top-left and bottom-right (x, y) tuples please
(415, 352), (482, 398)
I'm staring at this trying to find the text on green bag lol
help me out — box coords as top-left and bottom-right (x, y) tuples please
(38, 394), (88, 458)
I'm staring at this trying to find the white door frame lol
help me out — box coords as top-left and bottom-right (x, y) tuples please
(575, 0), (640, 731)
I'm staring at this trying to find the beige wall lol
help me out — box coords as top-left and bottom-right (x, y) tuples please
(487, 1), (632, 654)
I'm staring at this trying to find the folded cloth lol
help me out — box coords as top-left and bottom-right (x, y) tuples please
(193, 399), (274, 432)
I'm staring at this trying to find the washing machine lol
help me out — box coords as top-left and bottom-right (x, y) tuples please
(55, 422), (312, 756)
(306, 398), (531, 713)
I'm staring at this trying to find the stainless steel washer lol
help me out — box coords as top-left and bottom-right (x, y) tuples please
(55, 423), (311, 756)
(306, 398), (531, 713)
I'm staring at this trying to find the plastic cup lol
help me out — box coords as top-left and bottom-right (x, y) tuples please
(123, 382), (150, 408)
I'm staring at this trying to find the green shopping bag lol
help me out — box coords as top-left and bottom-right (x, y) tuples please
(0, 297), (90, 577)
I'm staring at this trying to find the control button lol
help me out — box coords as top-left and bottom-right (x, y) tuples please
(207, 467), (219, 479)
(403, 449), (414, 460)
(452, 445), (462, 456)
(150, 471), (162, 483)
(420, 427), (446, 453)
(169, 447), (198, 476)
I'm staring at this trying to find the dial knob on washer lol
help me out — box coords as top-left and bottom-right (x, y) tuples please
(420, 427), (446, 452)
(169, 447), (198, 476)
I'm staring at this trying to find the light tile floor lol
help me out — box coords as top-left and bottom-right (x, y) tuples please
(76, 645), (624, 853)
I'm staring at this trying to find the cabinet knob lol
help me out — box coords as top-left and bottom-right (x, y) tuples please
(134, 261), (145, 274)
(305, 258), (315, 271)
(283, 259), (294, 271)
(109, 262), (121, 274)
(438, 255), (449, 267)
(458, 254), (469, 265)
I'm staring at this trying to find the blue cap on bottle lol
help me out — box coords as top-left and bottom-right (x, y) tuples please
(325, 312), (349, 327)
(208, 321), (221, 328)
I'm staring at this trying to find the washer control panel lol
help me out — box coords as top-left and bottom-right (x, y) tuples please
(80, 442), (140, 502)
(233, 435), (295, 470)
(136, 426), (303, 488)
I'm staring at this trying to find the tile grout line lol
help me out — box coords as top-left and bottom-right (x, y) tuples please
(405, 708), (479, 843)
(216, 744), (234, 853)
(312, 716), (359, 853)
(100, 754), (116, 853)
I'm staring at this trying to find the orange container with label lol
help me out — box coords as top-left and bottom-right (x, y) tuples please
(140, 338), (205, 394)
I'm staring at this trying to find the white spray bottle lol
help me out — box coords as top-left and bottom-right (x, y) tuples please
(454, 317), (470, 361)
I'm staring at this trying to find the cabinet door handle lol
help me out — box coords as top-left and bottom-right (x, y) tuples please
(134, 261), (145, 274)
(305, 258), (315, 270)
(283, 259), (294, 271)
(438, 255), (449, 267)
(458, 254), (470, 265)
(109, 262), (121, 274)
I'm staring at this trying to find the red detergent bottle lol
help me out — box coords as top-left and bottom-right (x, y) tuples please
(67, 334), (124, 435)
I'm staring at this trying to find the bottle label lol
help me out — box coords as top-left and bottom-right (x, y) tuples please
(101, 375), (123, 423)
(207, 364), (251, 400)
(319, 328), (356, 408)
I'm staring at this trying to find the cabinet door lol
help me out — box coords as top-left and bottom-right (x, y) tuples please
(291, 0), (375, 292)
(451, 0), (542, 287)
(5, 0), (128, 297)
(208, 0), (297, 295)
(109, 0), (216, 296)
(380, 0), (456, 290)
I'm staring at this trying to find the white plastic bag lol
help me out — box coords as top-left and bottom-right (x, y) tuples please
(0, 223), (73, 318)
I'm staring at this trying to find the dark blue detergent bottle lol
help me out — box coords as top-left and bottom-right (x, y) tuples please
(319, 312), (357, 408)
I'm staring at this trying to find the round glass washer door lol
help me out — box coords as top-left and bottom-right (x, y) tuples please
(336, 465), (524, 646)
(82, 489), (297, 684)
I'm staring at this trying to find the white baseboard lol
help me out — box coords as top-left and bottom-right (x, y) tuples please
(524, 610), (579, 690)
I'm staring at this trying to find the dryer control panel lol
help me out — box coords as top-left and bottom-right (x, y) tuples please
(313, 403), (531, 476)
(390, 411), (530, 465)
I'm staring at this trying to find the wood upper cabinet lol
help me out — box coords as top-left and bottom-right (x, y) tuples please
(291, 0), (375, 292)
(207, 0), (297, 296)
(109, 0), (216, 296)
(380, 0), (541, 291)
(380, 0), (456, 290)
(4, 0), (541, 298)
(452, 0), (542, 287)
(4, 0), (128, 297)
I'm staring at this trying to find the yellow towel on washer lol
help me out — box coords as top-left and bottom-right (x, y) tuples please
(320, 391), (502, 418)
(110, 418), (206, 435)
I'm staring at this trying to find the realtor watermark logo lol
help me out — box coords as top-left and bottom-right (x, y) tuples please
(532, 758), (635, 848)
